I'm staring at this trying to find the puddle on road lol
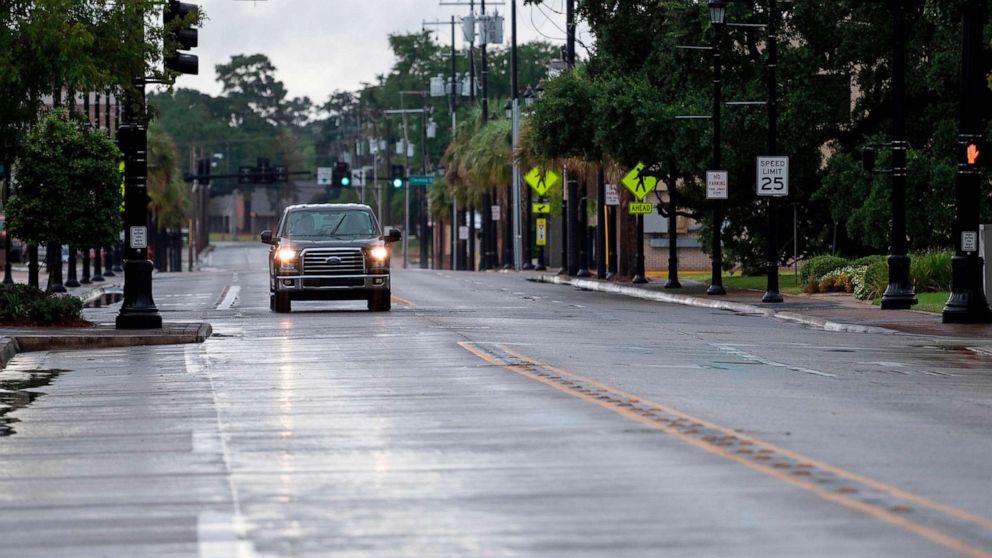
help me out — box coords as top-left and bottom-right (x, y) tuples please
(0, 368), (65, 436)
(84, 291), (123, 308)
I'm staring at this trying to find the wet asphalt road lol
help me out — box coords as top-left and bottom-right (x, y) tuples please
(1, 242), (991, 557)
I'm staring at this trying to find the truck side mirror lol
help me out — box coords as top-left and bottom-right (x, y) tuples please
(260, 230), (273, 244)
(385, 229), (402, 244)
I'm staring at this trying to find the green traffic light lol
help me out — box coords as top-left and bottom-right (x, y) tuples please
(341, 176), (351, 187)
(392, 178), (403, 189)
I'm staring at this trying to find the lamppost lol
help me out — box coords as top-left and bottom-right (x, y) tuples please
(707, 0), (727, 296)
(879, 0), (917, 309)
(942, 0), (992, 323)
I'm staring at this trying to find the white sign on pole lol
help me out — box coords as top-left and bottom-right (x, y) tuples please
(129, 226), (147, 249)
(491, 205), (501, 220)
(459, 225), (470, 240)
(706, 171), (729, 200)
(605, 183), (620, 206)
(536, 218), (548, 246)
(317, 167), (332, 186)
(963, 231), (978, 252)
(756, 156), (789, 197)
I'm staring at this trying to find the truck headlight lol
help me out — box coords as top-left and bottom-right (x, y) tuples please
(276, 248), (298, 262)
(369, 246), (388, 261)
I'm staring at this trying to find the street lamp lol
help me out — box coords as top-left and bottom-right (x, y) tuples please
(879, 0), (917, 310)
(707, 0), (727, 296)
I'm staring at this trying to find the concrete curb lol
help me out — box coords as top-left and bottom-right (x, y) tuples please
(0, 322), (212, 368)
(531, 275), (899, 335)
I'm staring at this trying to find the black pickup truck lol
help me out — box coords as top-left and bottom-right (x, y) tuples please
(260, 203), (401, 313)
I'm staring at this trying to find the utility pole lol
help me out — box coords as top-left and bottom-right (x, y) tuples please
(510, 0), (521, 270)
(564, 0), (579, 276)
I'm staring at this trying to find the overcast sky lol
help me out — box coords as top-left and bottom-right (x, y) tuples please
(169, 0), (591, 102)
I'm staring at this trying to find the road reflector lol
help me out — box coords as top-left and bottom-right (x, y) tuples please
(628, 202), (653, 215)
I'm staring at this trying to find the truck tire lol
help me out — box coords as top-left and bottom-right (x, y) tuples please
(368, 289), (391, 312)
(274, 291), (291, 313)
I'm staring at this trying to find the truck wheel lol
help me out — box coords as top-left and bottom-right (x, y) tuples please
(368, 289), (391, 312)
(274, 291), (291, 313)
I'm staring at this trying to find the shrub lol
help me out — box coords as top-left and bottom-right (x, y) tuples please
(910, 251), (952, 292)
(800, 255), (848, 292)
(0, 284), (83, 324)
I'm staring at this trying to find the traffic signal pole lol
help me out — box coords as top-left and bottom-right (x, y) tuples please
(116, 3), (161, 329)
(942, 0), (992, 323)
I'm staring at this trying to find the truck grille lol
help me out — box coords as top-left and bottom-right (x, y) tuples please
(301, 248), (365, 276)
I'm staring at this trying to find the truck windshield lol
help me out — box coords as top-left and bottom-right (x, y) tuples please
(282, 210), (377, 238)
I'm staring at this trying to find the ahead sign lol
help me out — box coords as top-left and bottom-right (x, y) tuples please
(756, 156), (789, 197)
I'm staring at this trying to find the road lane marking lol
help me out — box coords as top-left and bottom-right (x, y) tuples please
(391, 294), (415, 306)
(215, 286), (241, 310)
(713, 344), (837, 378)
(460, 342), (992, 558)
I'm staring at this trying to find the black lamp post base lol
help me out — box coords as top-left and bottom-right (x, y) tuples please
(880, 254), (917, 309)
(3, 263), (13, 284)
(576, 268), (592, 278)
(116, 260), (162, 330)
(556, 267), (567, 276)
(664, 279), (681, 289)
(942, 255), (992, 323)
(707, 284), (727, 296)
(762, 290), (783, 303)
(632, 274), (649, 284)
(522, 262), (535, 270)
(534, 263), (546, 271)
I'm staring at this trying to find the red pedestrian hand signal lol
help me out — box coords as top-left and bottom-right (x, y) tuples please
(967, 143), (980, 165)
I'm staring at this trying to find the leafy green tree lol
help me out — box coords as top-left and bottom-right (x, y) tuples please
(7, 111), (122, 256)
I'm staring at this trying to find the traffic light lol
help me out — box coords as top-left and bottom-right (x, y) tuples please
(332, 162), (352, 188)
(390, 165), (405, 189)
(163, 1), (199, 75)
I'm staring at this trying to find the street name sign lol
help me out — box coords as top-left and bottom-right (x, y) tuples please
(621, 162), (657, 201)
(524, 167), (560, 196)
(532, 202), (551, 214)
(491, 205), (501, 220)
(408, 175), (435, 187)
(317, 167), (332, 186)
(605, 183), (620, 206)
(459, 225), (469, 240)
(706, 170), (729, 200)
(536, 218), (548, 246)
(756, 156), (789, 197)
(628, 202), (654, 215)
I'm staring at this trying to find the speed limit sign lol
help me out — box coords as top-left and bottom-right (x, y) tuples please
(756, 156), (789, 197)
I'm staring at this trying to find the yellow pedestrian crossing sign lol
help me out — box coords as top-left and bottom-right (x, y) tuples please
(621, 162), (658, 201)
(524, 167), (560, 196)
(532, 202), (551, 214)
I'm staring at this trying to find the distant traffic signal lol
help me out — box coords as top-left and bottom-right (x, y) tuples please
(390, 165), (405, 189)
(964, 140), (985, 167)
(163, 1), (199, 75)
(332, 162), (352, 188)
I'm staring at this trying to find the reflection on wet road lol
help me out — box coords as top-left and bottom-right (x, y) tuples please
(0, 242), (990, 557)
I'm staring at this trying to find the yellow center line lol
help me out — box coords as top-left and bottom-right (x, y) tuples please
(390, 294), (415, 307)
(460, 341), (992, 558)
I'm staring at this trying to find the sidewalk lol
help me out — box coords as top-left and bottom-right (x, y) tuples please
(529, 272), (992, 339)
(0, 263), (211, 369)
